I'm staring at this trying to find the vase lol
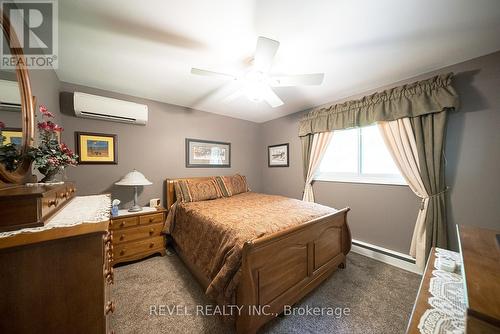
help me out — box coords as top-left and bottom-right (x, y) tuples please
(39, 167), (60, 183)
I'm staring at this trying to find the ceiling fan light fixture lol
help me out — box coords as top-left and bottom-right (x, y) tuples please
(190, 36), (324, 108)
(242, 70), (269, 102)
(244, 81), (266, 102)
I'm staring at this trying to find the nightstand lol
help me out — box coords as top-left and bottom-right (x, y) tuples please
(110, 207), (167, 266)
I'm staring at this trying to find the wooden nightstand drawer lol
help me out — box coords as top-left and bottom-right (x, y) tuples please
(114, 236), (165, 262)
(114, 222), (163, 244)
(110, 207), (167, 266)
(110, 216), (139, 230)
(139, 213), (164, 225)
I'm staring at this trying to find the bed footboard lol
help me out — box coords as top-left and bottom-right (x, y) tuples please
(236, 207), (351, 334)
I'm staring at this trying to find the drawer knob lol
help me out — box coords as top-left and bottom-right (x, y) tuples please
(149, 228), (154, 235)
(120, 249), (125, 255)
(105, 301), (115, 315)
(48, 199), (58, 207)
(149, 218), (154, 223)
(149, 242), (154, 248)
(120, 234), (125, 241)
(120, 222), (125, 227)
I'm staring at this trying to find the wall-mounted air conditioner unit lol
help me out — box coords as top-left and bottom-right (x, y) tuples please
(73, 92), (148, 125)
(0, 79), (21, 112)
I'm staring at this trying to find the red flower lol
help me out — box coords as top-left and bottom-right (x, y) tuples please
(39, 105), (54, 118)
(37, 121), (63, 132)
(0, 121), (4, 129)
(60, 143), (74, 156)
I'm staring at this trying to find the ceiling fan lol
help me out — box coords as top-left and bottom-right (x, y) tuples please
(191, 36), (325, 108)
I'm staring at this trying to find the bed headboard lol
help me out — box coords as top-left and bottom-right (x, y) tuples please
(164, 177), (215, 210)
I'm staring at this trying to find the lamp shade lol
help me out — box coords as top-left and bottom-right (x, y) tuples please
(115, 169), (152, 186)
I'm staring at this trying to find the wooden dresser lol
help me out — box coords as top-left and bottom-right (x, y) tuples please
(0, 194), (113, 334)
(0, 182), (77, 231)
(110, 207), (166, 266)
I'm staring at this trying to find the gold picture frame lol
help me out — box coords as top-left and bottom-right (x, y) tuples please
(75, 132), (117, 164)
(2, 128), (23, 147)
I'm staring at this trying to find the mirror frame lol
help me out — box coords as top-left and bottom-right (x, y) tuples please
(0, 10), (35, 184)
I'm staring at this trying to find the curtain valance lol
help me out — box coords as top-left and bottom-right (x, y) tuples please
(298, 73), (459, 137)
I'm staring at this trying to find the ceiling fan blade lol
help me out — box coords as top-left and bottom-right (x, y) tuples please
(253, 37), (280, 73)
(270, 73), (325, 87)
(191, 68), (236, 80)
(262, 86), (284, 108)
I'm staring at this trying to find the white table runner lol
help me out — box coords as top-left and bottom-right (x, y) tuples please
(0, 194), (111, 238)
(418, 248), (466, 334)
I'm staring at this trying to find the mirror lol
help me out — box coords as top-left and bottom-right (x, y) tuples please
(0, 71), (22, 171)
(0, 11), (35, 184)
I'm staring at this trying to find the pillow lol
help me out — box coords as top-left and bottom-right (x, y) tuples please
(215, 174), (249, 197)
(174, 178), (222, 203)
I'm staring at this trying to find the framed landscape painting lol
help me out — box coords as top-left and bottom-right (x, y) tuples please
(268, 143), (289, 167)
(75, 132), (117, 164)
(2, 128), (22, 147)
(186, 138), (231, 168)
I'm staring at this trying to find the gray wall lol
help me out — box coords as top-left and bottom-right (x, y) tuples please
(30, 69), (63, 122)
(58, 82), (263, 209)
(260, 51), (500, 253)
(23, 51), (500, 254)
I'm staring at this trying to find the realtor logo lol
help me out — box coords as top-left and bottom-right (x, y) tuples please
(1, 0), (58, 69)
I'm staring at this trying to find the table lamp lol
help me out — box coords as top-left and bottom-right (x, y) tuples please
(115, 169), (152, 212)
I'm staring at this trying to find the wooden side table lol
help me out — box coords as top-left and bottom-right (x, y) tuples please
(110, 206), (166, 266)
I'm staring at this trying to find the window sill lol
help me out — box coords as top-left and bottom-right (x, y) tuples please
(313, 175), (408, 186)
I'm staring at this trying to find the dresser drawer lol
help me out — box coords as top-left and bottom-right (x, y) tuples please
(110, 216), (139, 230)
(114, 236), (165, 261)
(139, 213), (164, 225)
(41, 187), (75, 221)
(114, 222), (163, 244)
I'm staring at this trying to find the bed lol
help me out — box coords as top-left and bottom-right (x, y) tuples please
(165, 177), (351, 334)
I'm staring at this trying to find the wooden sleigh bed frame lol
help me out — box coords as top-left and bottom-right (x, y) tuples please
(165, 178), (351, 334)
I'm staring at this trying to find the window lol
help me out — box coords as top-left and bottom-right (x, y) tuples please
(315, 125), (407, 185)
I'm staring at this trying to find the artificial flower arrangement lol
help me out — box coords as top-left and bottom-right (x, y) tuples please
(0, 120), (22, 171)
(27, 105), (78, 182)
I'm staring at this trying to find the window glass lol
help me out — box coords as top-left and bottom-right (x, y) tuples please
(319, 128), (358, 173)
(316, 125), (406, 185)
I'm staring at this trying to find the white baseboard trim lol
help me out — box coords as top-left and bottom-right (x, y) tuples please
(351, 239), (423, 275)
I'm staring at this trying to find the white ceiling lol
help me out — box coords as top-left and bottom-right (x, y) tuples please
(57, 0), (500, 123)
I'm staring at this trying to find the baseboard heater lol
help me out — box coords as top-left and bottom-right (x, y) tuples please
(352, 240), (416, 264)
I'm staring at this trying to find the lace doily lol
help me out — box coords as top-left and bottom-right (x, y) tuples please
(0, 194), (111, 238)
(418, 248), (466, 334)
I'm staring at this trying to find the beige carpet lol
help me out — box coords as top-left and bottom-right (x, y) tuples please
(110, 251), (420, 334)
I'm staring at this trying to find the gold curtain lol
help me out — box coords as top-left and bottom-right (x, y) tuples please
(378, 117), (447, 269)
(299, 73), (458, 137)
(410, 112), (448, 265)
(299, 73), (458, 267)
(302, 132), (333, 202)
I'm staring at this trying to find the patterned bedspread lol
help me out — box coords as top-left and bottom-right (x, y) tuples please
(168, 192), (337, 304)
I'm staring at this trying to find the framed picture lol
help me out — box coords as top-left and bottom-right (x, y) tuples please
(75, 132), (118, 164)
(1, 128), (22, 147)
(268, 143), (289, 167)
(185, 138), (231, 168)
